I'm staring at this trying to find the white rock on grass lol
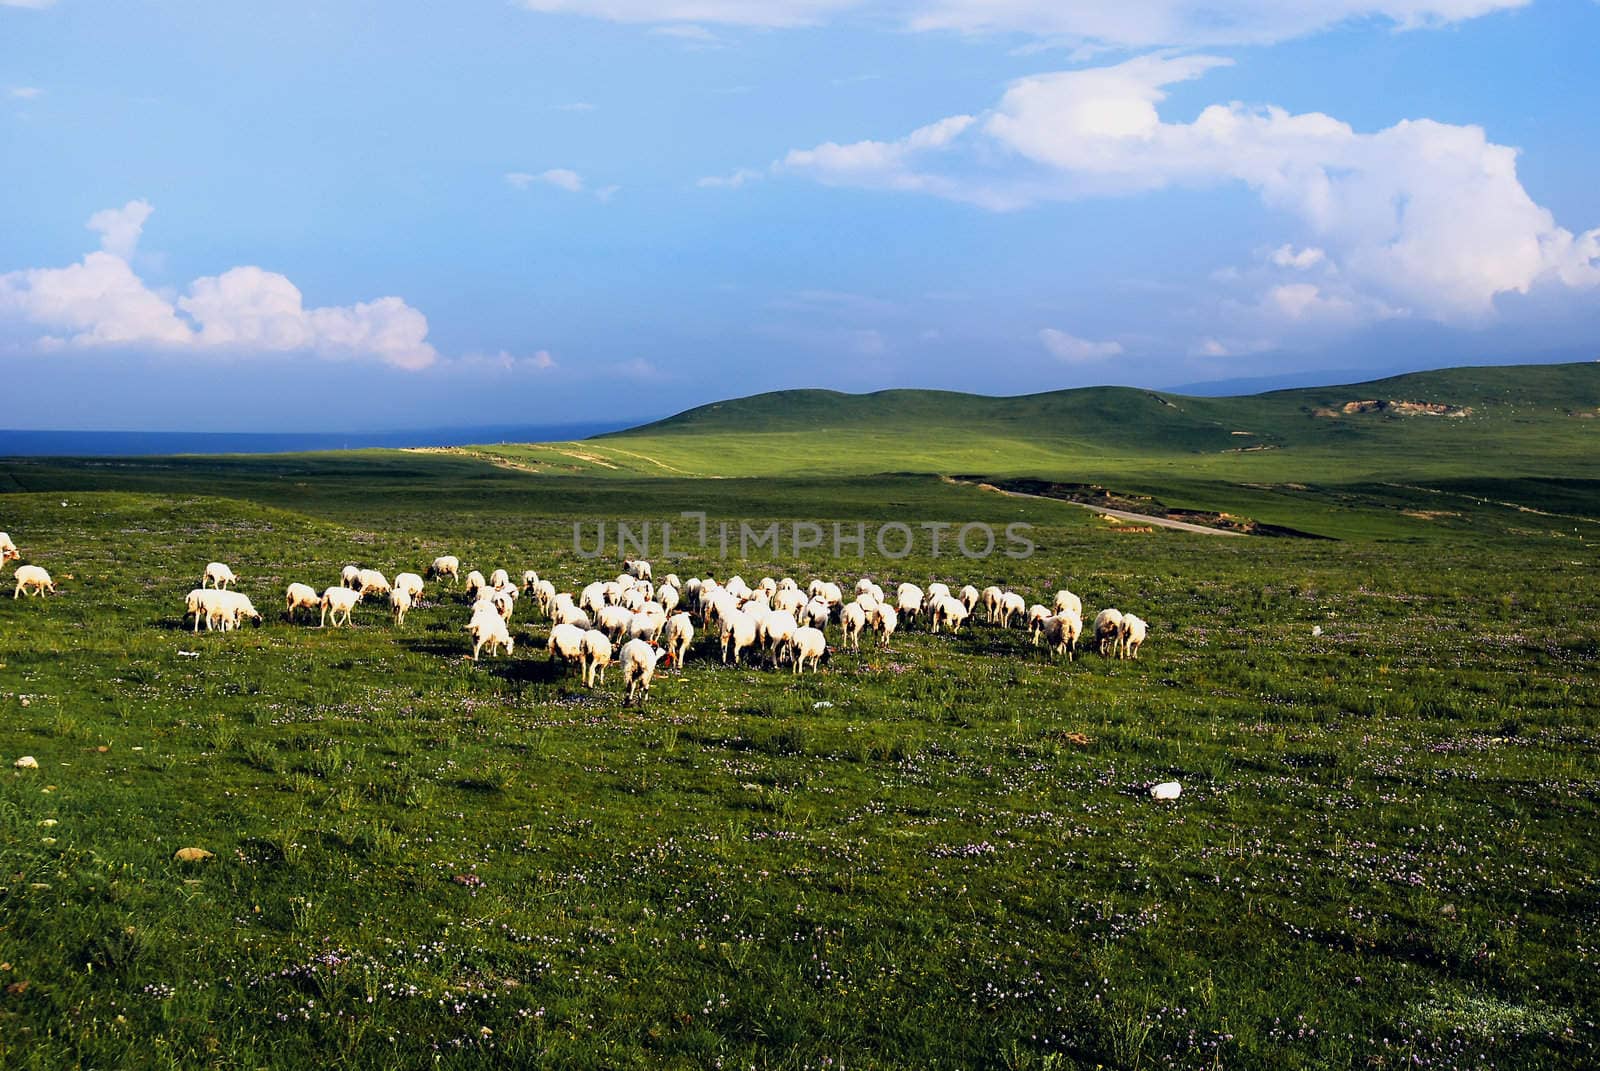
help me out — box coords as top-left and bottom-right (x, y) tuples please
(14, 756), (39, 770)
(1150, 781), (1182, 800)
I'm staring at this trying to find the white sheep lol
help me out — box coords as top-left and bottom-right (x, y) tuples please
(597, 604), (633, 642)
(202, 562), (237, 590)
(959, 584), (980, 613)
(724, 575), (751, 600)
(896, 583), (924, 622)
(629, 608), (667, 644)
(662, 612), (694, 668)
(579, 581), (608, 616)
(620, 639), (662, 705)
(1026, 604), (1052, 641)
(580, 629), (614, 687)
(1119, 613), (1148, 660)
(320, 585), (362, 628)
(926, 582), (951, 603)
(486, 568), (507, 589)
(357, 569), (391, 598)
(1094, 608), (1124, 657)
(219, 590), (263, 629)
(997, 591), (1026, 628)
(658, 584), (680, 615)
(13, 565), (54, 599)
(1053, 589), (1083, 619)
(285, 582), (321, 622)
(463, 570), (488, 597)
(930, 596), (968, 635)
(662, 573), (682, 590)
(548, 622), (586, 666)
(720, 609), (758, 665)
(532, 579), (557, 617)
(1039, 611), (1082, 660)
(521, 569), (540, 593)
(185, 588), (219, 631)
(773, 588), (806, 616)
(817, 582), (843, 610)
(552, 602), (591, 630)
(342, 564), (363, 589)
(429, 555), (460, 584)
(871, 603), (898, 646)
(840, 601), (867, 650)
(800, 597), (830, 631)
(782, 626), (828, 674)
(624, 557), (653, 581)
(981, 585), (1004, 622)
(394, 572), (425, 601)
(390, 588), (413, 626)
(758, 610), (799, 664)
(466, 614), (514, 662)
(0, 532), (17, 563)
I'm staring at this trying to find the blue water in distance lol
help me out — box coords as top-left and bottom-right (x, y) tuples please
(0, 422), (634, 457)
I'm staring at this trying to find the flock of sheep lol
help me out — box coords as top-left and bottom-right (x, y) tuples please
(3, 527), (1150, 706)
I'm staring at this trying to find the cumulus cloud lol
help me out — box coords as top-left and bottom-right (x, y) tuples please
(516, 0), (1524, 46)
(0, 202), (439, 370)
(1039, 328), (1124, 362)
(779, 53), (1600, 324)
(1270, 244), (1327, 270)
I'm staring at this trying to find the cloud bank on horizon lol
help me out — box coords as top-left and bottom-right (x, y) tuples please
(0, 0), (1595, 428)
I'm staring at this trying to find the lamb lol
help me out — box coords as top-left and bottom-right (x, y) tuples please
(1039, 611), (1082, 660)
(662, 612), (694, 668)
(320, 585), (362, 628)
(1094, 608), (1125, 657)
(1053, 589), (1083, 619)
(1118, 613), (1148, 660)
(782, 626), (829, 674)
(0, 532), (17, 563)
(720, 609), (758, 665)
(854, 577), (876, 596)
(778, 577), (799, 593)
(357, 569), (391, 598)
(342, 565), (363, 589)
(981, 585), (1004, 622)
(896, 583), (924, 622)
(620, 639), (662, 705)
(394, 572), (425, 601)
(285, 582), (321, 622)
(12, 565), (54, 599)
(620, 588), (646, 612)
(580, 629), (614, 687)
(202, 562), (237, 590)
(429, 556), (460, 584)
(547, 622), (587, 666)
(870, 603), (898, 646)
(997, 591), (1026, 628)
(930, 596), (968, 635)
(466, 614), (514, 662)
(390, 588), (413, 626)
(839, 601), (867, 649)
(959, 585), (980, 613)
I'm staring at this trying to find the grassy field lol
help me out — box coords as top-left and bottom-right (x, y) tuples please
(1, 364), (1598, 1069)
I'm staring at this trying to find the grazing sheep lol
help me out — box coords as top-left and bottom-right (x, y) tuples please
(580, 629), (614, 687)
(758, 610), (799, 665)
(203, 562), (237, 590)
(663, 573), (682, 590)
(621, 588), (646, 612)
(320, 585), (362, 628)
(629, 607), (667, 644)
(720, 609), (758, 665)
(817, 582), (843, 611)
(1094, 608), (1125, 657)
(466, 614), (514, 662)
(930, 596), (968, 635)
(926, 582), (951, 603)
(532, 579), (557, 617)
(782, 626), (829, 674)
(871, 603), (898, 646)
(773, 588), (806, 616)
(463, 570), (488, 597)
(579, 581), (608, 616)
(981, 585), (1004, 622)
(997, 592), (1026, 628)
(13, 564), (54, 599)
(597, 604), (633, 642)
(663, 612), (694, 668)
(840, 601), (867, 650)
(1027, 604), (1052, 641)
(658, 583), (680, 615)
(342, 565), (363, 589)
(520, 569), (540, 593)
(757, 577), (777, 597)
(801, 597), (831, 631)
(1039, 612), (1082, 660)
(185, 588), (219, 631)
(429, 556), (460, 584)
(390, 588), (413, 626)
(357, 569), (391, 598)
(394, 572), (425, 601)
(896, 583), (924, 623)
(285, 582), (321, 622)
(724, 575), (751, 600)
(212, 590), (263, 631)
(548, 622), (586, 666)
(621, 639), (662, 705)
(0, 532), (17, 563)
(1118, 613), (1148, 660)
(489, 568), (510, 589)
(959, 584), (980, 613)
(552, 602), (592, 630)
(624, 558), (653, 582)
(1053, 589), (1083, 619)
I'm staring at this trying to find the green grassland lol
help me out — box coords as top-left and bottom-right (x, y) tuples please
(0, 362), (1597, 1069)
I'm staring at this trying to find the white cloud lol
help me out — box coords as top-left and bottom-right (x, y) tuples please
(651, 23), (722, 42)
(1039, 328), (1124, 362)
(1270, 244), (1327, 270)
(697, 167), (764, 189)
(0, 0), (59, 8)
(8, 86), (43, 100)
(779, 53), (1600, 324)
(0, 202), (439, 370)
(516, 0), (1524, 46)
(459, 349), (559, 373)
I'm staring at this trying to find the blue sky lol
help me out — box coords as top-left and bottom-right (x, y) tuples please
(2, 0), (1597, 430)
